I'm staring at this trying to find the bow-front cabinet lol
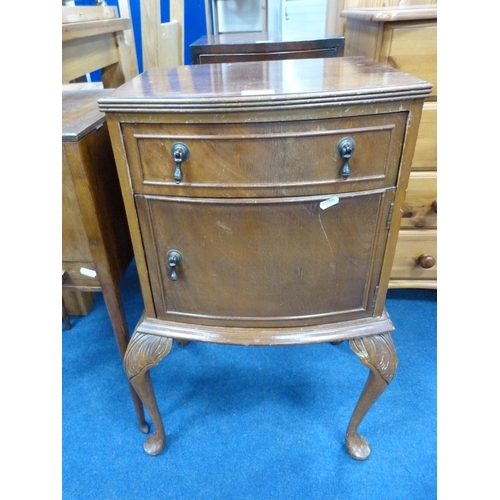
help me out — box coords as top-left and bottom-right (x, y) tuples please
(99, 56), (432, 459)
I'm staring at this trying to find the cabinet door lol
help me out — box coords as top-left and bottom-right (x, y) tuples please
(136, 189), (395, 327)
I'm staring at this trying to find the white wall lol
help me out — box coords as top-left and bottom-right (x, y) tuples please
(282, 0), (327, 37)
(214, 0), (327, 36)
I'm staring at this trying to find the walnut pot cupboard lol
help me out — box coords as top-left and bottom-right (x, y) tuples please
(341, 5), (438, 288)
(99, 57), (432, 459)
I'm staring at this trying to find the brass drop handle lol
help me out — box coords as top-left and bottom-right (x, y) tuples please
(171, 142), (190, 184)
(167, 250), (183, 281)
(417, 254), (435, 269)
(337, 137), (355, 180)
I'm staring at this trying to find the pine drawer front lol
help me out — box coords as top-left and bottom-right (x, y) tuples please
(400, 171), (437, 230)
(122, 113), (407, 197)
(411, 101), (436, 170)
(391, 230), (437, 283)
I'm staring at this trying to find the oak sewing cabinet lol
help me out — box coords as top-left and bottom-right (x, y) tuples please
(190, 32), (344, 65)
(341, 5), (437, 288)
(62, 88), (147, 432)
(99, 56), (432, 459)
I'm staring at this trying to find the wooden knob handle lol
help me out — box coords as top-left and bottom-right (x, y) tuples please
(417, 254), (435, 269)
(431, 199), (437, 213)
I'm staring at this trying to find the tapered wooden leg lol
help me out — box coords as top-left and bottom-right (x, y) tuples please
(346, 332), (397, 460)
(62, 296), (72, 330)
(124, 331), (173, 456)
(100, 282), (149, 433)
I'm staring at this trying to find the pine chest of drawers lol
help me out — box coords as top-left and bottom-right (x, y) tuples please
(341, 5), (438, 288)
(99, 57), (432, 459)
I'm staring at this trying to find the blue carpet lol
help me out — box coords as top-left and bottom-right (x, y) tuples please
(62, 260), (436, 499)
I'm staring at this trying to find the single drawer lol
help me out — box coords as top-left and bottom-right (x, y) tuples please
(62, 261), (100, 289)
(400, 171), (437, 229)
(390, 229), (437, 282)
(412, 101), (436, 170)
(122, 112), (407, 197)
(197, 47), (342, 64)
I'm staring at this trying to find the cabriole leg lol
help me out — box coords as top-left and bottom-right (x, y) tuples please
(346, 332), (398, 460)
(124, 331), (172, 456)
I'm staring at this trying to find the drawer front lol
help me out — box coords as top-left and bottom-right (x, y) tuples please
(198, 47), (342, 64)
(390, 230), (437, 281)
(381, 22), (437, 98)
(123, 113), (407, 197)
(400, 171), (437, 229)
(412, 101), (436, 170)
(62, 261), (100, 289)
(136, 189), (395, 327)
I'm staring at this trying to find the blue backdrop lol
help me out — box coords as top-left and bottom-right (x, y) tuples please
(74, 0), (208, 73)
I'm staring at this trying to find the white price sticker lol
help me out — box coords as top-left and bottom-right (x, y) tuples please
(241, 89), (275, 96)
(320, 197), (340, 210)
(80, 267), (97, 278)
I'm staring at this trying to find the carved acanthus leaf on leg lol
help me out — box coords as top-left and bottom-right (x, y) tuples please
(349, 333), (397, 384)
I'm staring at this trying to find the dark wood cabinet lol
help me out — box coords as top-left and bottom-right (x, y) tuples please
(99, 57), (432, 459)
(190, 32), (344, 64)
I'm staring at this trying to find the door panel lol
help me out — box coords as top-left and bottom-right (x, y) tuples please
(136, 189), (395, 327)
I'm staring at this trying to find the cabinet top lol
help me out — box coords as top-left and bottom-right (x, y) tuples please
(63, 88), (113, 141)
(340, 5), (437, 23)
(191, 32), (344, 47)
(98, 56), (432, 113)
